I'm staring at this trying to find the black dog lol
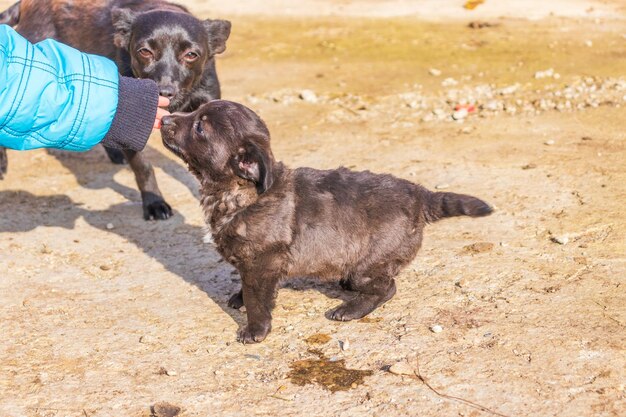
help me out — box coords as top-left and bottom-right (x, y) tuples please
(0, 0), (230, 220)
(160, 100), (493, 343)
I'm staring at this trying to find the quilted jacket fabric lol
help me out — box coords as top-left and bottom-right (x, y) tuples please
(0, 24), (120, 151)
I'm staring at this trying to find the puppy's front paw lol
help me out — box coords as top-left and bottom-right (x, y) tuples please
(237, 324), (269, 344)
(328, 304), (362, 322)
(227, 290), (244, 309)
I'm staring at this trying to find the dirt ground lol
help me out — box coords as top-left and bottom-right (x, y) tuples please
(1, 1), (625, 416)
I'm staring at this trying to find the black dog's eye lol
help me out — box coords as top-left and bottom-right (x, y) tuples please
(138, 48), (153, 59)
(194, 121), (204, 135)
(184, 51), (199, 62)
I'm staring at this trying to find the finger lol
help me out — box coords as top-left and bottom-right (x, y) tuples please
(158, 96), (170, 108)
(156, 108), (171, 119)
(153, 119), (162, 129)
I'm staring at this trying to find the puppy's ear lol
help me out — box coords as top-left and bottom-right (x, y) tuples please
(203, 19), (231, 55)
(232, 142), (274, 194)
(112, 8), (137, 50)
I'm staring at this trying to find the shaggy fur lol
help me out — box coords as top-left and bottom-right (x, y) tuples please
(160, 100), (493, 343)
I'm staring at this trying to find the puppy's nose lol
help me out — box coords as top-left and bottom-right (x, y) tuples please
(159, 86), (176, 98)
(161, 116), (174, 126)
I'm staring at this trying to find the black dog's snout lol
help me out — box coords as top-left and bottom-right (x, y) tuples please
(161, 116), (174, 126)
(159, 86), (176, 98)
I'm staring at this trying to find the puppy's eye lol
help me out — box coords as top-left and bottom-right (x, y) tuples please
(194, 121), (204, 135)
(138, 48), (153, 59)
(184, 51), (199, 62)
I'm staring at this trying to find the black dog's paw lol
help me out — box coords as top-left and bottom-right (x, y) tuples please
(227, 290), (244, 309)
(103, 147), (127, 165)
(328, 304), (362, 322)
(237, 324), (270, 344)
(143, 200), (173, 221)
(0, 147), (7, 179)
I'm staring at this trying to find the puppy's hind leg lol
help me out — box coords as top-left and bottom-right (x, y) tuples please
(123, 149), (173, 221)
(329, 273), (397, 322)
(0, 147), (7, 180)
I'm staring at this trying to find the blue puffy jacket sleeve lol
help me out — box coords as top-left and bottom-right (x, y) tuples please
(0, 25), (158, 152)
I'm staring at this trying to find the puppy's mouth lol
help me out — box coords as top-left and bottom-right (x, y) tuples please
(160, 128), (186, 160)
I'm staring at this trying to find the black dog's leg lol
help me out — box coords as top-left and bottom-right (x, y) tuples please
(123, 149), (172, 220)
(329, 274), (397, 321)
(103, 146), (127, 165)
(0, 147), (7, 180)
(237, 276), (278, 344)
(228, 289), (244, 309)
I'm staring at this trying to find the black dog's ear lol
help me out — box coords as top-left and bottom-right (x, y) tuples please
(112, 8), (137, 50)
(203, 19), (231, 55)
(232, 142), (274, 194)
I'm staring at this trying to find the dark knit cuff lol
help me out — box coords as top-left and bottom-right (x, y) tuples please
(101, 76), (159, 151)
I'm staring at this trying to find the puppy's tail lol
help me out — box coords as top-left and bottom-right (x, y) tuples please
(0, 2), (20, 26)
(423, 190), (493, 223)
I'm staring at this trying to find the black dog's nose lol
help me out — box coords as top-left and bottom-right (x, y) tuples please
(161, 116), (174, 126)
(159, 86), (176, 98)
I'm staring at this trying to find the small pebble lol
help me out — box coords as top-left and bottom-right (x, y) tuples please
(551, 235), (569, 245)
(340, 339), (350, 351)
(166, 370), (177, 376)
(151, 402), (181, 417)
(544, 140), (555, 146)
(388, 362), (414, 376)
(441, 77), (458, 87)
(435, 183), (450, 190)
(299, 89), (318, 103)
(584, 40), (593, 47)
(106, 223), (115, 230)
(429, 68), (442, 77)
(452, 108), (468, 120)
(99, 265), (111, 271)
(430, 324), (444, 333)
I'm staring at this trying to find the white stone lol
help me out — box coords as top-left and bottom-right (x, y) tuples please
(429, 68), (442, 77)
(299, 89), (318, 103)
(430, 324), (444, 333)
(552, 235), (569, 245)
(452, 108), (468, 120)
(106, 223), (114, 230)
(389, 362), (414, 376)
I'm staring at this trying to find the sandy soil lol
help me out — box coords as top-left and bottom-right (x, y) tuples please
(1, 1), (625, 416)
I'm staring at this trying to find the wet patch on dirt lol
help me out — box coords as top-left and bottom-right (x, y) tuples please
(288, 349), (373, 392)
(305, 333), (332, 345)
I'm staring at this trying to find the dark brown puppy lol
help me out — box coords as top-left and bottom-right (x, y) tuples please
(0, 0), (230, 220)
(160, 101), (493, 344)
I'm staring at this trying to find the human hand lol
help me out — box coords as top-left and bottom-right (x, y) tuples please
(153, 96), (171, 129)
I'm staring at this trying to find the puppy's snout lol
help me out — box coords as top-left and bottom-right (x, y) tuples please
(161, 116), (174, 126)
